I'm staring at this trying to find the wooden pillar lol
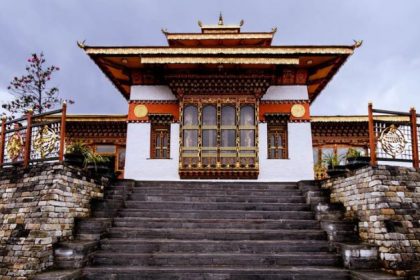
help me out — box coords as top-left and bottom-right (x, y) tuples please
(0, 115), (6, 165)
(410, 107), (419, 168)
(59, 101), (67, 162)
(368, 103), (377, 166)
(24, 109), (33, 168)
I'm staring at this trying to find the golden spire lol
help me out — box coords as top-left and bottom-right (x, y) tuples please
(218, 12), (224, 26)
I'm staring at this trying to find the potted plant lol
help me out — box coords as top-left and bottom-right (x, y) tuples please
(84, 152), (112, 178)
(323, 152), (347, 178)
(346, 148), (370, 170)
(64, 141), (89, 167)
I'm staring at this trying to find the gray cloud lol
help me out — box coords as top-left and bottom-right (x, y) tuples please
(0, 0), (419, 116)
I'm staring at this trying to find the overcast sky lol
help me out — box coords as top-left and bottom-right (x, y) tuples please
(1, 0), (419, 116)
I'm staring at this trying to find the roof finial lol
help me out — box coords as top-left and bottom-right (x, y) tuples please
(218, 12), (224, 26)
(353, 39), (363, 49)
(77, 40), (86, 49)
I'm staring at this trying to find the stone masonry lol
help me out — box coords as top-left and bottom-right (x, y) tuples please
(322, 165), (420, 277)
(0, 163), (105, 279)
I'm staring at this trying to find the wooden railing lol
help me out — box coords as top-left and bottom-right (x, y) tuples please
(368, 103), (419, 168)
(0, 102), (67, 168)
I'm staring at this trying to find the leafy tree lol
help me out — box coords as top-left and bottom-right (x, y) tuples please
(2, 52), (73, 118)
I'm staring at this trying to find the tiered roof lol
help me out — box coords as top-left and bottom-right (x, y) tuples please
(79, 14), (361, 102)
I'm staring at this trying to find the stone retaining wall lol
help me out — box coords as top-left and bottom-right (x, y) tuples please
(0, 163), (105, 279)
(321, 165), (420, 276)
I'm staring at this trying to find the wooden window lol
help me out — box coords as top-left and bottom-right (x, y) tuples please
(150, 124), (170, 159)
(267, 124), (288, 159)
(180, 98), (258, 170)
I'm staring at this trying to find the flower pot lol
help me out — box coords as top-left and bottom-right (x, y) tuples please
(64, 153), (84, 167)
(346, 156), (370, 171)
(327, 165), (348, 178)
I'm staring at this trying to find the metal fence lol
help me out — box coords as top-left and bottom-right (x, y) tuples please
(0, 103), (67, 168)
(368, 103), (419, 168)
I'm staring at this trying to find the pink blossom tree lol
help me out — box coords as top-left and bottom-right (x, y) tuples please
(2, 52), (74, 118)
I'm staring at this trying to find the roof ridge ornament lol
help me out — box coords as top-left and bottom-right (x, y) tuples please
(218, 12), (224, 26)
(353, 39), (363, 49)
(77, 40), (86, 49)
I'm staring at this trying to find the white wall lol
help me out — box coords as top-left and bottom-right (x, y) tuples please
(130, 85), (177, 100)
(259, 123), (315, 181)
(125, 123), (180, 180)
(125, 85), (314, 181)
(262, 85), (308, 100)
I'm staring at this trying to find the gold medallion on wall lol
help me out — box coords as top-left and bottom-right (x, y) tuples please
(291, 104), (306, 118)
(134, 105), (148, 118)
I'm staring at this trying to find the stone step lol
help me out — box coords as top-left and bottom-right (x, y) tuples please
(32, 269), (82, 280)
(129, 191), (303, 201)
(92, 252), (340, 267)
(117, 209), (314, 220)
(83, 266), (350, 280)
(123, 200), (307, 211)
(131, 189), (301, 196)
(350, 270), (404, 280)
(134, 181), (298, 190)
(100, 239), (331, 253)
(108, 228), (327, 240)
(54, 240), (98, 269)
(75, 218), (112, 240)
(112, 217), (320, 230)
(76, 218), (112, 233)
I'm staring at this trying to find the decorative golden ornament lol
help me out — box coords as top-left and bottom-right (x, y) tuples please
(134, 105), (148, 118)
(33, 125), (58, 159)
(378, 124), (407, 158)
(291, 104), (306, 118)
(6, 132), (24, 161)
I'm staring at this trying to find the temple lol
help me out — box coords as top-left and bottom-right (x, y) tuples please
(2, 15), (420, 280)
(76, 16), (363, 181)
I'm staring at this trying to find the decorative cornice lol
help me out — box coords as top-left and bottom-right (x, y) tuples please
(264, 113), (289, 124)
(84, 46), (354, 56)
(139, 57), (299, 65)
(149, 113), (174, 124)
(168, 76), (271, 95)
(129, 100), (178, 104)
(166, 33), (274, 40)
(260, 100), (309, 104)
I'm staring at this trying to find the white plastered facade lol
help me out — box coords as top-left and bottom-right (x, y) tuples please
(125, 85), (315, 181)
(258, 86), (314, 181)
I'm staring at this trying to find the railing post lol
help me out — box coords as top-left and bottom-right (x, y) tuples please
(24, 109), (33, 168)
(0, 115), (6, 166)
(59, 101), (67, 162)
(368, 102), (377, 166)
(410, 107), (419, 168)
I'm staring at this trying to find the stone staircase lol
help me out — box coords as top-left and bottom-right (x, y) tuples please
(34, 180), (403, 280)
(83, 181), (349, 279)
